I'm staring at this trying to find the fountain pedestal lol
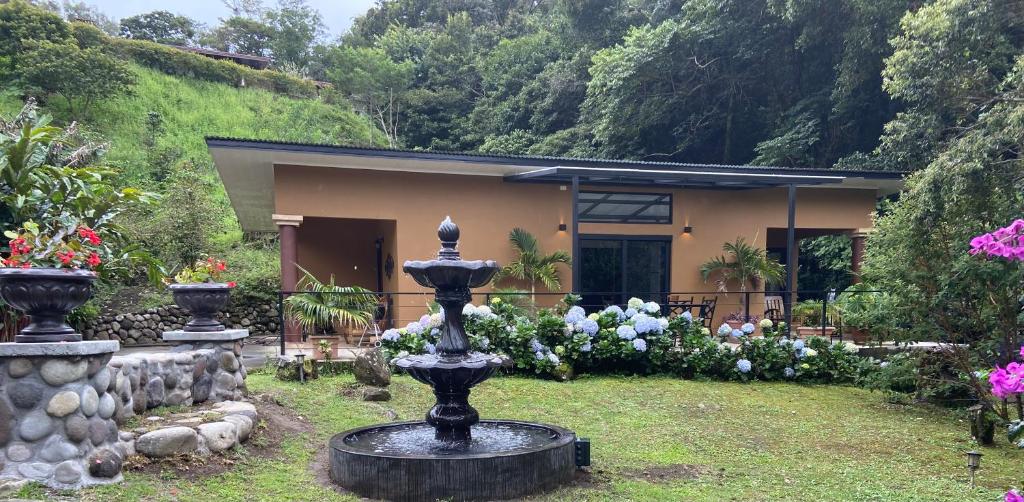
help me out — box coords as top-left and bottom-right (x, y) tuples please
(329, 217), (579, 500)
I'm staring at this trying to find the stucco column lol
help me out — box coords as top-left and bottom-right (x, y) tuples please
(274, 214), (303, 344)
(850, 228), (871, 284)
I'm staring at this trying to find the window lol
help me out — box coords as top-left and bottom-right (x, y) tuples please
(577, 191), (672, 224)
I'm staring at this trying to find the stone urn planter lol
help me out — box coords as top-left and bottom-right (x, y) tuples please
(0, 267), (96, 342)
(168, 283), (231, 332)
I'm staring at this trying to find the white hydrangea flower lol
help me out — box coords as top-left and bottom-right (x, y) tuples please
(841, 342), (860, 354)
(429, 313), (443, 328)
(658, 318), (669, 329)
(759, 318), (773, 329)
(643, 301), (660, 314)
(462, 304), (477, 316)
(627, 297), (644, 310)
(476, 305), (492, 316)
(804, 348), (818, 357)
(588, 313), (600, 321)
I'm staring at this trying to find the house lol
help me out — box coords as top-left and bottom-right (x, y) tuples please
(206, 138), (904, 340)
(176, 46), (271, 70)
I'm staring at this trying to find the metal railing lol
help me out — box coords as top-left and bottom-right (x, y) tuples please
(275, 289), (886, 355)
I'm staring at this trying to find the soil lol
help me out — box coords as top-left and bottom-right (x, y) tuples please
(124, 393), (315, 481)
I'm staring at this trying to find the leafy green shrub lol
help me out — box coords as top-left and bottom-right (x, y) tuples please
(222, 245), (280, 304)
(19, 40), (134, 117)
(69, 21), (106, 49)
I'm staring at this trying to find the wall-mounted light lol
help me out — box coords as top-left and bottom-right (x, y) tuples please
(682, 226), (693, 235)
(558, 223), (568, 232)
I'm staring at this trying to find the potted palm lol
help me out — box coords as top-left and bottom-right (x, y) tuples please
(699, 238), (785, 327)
(283, 269), (378, 352)
(0, 222), (105, 342)
(166, 257), (236, 332)
(494, 228), (571, 304)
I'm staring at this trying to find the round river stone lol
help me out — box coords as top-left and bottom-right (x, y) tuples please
(136, 427), (198, 457)
(197, 421), (237, 452)
(97, 393), (115, 419)
(6, 443), (32, 462)
(80, 387), (99, 417)
(19, 410), (54, 441)
(47, 391), (81, 418)
(88, 448), (122, 478)
(39, 435), (79, 462)
(88, 417), (108, 446)
(0, 398), (13, 446)
(91, 368), (111, 395)
(40, 360), (88, 386)
(7, 359), (33, 378)
(54, 460), (82, 484)
(65, 415), (89, 443)
(9, 382), (43, 409)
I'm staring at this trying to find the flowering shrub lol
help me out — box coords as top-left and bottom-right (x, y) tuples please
(3, 221), (104, 270)
(380, 296), (864, 384)
(167, 257), (235, 286)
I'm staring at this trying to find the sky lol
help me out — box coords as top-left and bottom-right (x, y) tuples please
(87, 0), (378, 39)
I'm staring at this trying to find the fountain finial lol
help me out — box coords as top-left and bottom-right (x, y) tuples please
(438, 216), (460, 260)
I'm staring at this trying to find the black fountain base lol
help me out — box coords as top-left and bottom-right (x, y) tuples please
(329, 420), (577, 501)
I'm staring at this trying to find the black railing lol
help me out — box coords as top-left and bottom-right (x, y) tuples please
(275, 289), (886, 355)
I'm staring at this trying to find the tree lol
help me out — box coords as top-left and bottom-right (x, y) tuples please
(19, 40), (134, 118)
(699, 238), (785, 292)
(119, 10), (200, 46)
(266, 0), (324, 73)
(0, 0), (71, 69)
(325, 46), (413, 147)
(138, 161), (226, 270)
(496, 228), (572, 300)
(202, 16), (275, 56)
(60, 0), (117, 35)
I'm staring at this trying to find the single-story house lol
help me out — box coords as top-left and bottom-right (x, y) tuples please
(206, 138), (904, 339)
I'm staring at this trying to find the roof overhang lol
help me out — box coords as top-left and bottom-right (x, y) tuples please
(206, 137), (906, 232)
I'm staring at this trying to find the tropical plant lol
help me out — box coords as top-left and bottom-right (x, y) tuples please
(166, 257), (233, 285)
(495, 228), (572, 301)
(283, 268), (378, 335)
(699, 238), (786, 292)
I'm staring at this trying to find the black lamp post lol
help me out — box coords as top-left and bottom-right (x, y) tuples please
(966, 450), (983, 487)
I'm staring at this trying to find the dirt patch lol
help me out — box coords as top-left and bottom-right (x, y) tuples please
(623, 463), (716, 482)
(124, 394), (314, 481)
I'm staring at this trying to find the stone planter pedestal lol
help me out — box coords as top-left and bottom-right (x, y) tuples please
(161, 329), (250, 402)
(0, 340), (124, 488)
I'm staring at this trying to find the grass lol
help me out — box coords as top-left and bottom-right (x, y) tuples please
(66, 373), (1023, 501)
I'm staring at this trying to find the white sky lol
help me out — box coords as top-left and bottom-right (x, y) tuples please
(86, 0), (378, 38)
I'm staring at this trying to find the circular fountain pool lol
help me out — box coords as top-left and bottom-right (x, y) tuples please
(329, 420), (577, 501)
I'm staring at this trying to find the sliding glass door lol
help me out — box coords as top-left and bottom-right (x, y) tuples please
(579, 236), (671, 311)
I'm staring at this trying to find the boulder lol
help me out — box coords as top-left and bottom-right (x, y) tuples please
(361, 386), (392, 402)
(136, 427), (199, 457)
(353, 348), (390, 387)
(197, 422), (237, 452)
(222, 415), (252, 442)
(88, 448), (122, 478)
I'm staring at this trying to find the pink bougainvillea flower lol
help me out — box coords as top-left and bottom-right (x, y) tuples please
(1006, 489), (1024, 502)
(990, 363), (1024, 398)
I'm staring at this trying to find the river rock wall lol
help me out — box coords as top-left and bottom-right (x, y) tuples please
(83, 303), (279, 345)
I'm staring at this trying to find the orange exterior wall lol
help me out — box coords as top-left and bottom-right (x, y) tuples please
(274, 165), (877, 325)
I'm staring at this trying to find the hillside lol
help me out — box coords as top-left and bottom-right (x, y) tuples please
(3, 64), (385, 183)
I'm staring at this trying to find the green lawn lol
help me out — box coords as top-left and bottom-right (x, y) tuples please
(65, 372), (1020, 501)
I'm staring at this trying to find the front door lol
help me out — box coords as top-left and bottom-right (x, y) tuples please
(579, 236), (671, 311)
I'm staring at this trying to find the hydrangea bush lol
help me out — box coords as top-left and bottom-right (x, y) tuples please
(380, 296), (862, 383)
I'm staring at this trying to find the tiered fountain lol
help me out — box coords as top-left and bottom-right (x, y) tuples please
(329, 217), (579, 501)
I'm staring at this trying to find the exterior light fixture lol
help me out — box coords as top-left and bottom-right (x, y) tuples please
(558, 223), (567, 232)
(966, 450), (982, 487)
(295, 353), (306, 384)
(682, 226), (693, 235)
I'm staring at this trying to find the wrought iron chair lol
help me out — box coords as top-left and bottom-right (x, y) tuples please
(356, 295), (390, 348)
(698, 296), (717, 329)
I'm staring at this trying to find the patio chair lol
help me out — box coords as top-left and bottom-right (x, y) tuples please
(668, 295), (695, 318)
(356, 295), (389, 348)
(699, 296), (717, 329)
(764, 295), (785, 325)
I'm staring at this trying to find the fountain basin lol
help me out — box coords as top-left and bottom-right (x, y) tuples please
(329, 420), (577, 501)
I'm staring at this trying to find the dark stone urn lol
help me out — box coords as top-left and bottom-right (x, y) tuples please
(0, 267), (96, 342)
(168, 283), (231, 332)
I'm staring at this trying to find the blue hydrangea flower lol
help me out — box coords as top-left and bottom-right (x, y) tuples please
(530, 339), (544, 353)
(793, 339), (805, 351)
(406, 321), (425, 335)
(381, 329), (400, 342)
(796, 348), (807, 359)
(624, 307), (638, 318)
(784, 367), (795, 378)
(603, 305), (625, 321)
(778, 338), (792, 347)
(419, 314), (431, 326)
(430, 328), (440, 338)
(564, 306), (587, 324)
(737, 359), (752, 373)
(478, 337), (490, 350)
(681, 311), (693, 322)
(643, 301), (660, 314)
(741, 322), (755, 334)
(578, 319), (599, 337)
(534, 351), (545, 360)
(633, 314), (661, 335)
(731, 328), (744, 339)
(424, 343), (436, 354)
(632, 338), (648, 352)
(717, 323), (732, 337)
(616, 325), (637, 340)
(580, 342), (592, 352)
(547, 353), (560, 365)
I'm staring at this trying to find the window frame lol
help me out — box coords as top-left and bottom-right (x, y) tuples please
(576, 190), (673, 225)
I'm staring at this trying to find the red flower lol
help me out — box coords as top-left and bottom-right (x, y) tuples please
(216, 261), (227, 272)
(56, 250), (75, 265)
(227, 281), (237, 288)
(86, 252), (101, 268)
(77, 226), (101, 245)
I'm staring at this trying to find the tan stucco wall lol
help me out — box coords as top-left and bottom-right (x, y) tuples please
(274, 165), (876, 325)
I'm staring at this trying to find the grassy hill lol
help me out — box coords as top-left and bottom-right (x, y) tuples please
(3, 64), (385, 183)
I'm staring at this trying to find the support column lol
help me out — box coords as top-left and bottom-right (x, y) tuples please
(571, 176), (580, 294)
(850, 228), (871, 284)
(784, 185), (797, 334)
(273, 214), (303, 343)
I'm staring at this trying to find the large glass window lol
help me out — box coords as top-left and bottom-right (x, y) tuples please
(577, 191), (672, 224)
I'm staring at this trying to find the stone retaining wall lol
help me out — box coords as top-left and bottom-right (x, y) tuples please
(0, 346), (123, 488)
(83, 303), (279, 345)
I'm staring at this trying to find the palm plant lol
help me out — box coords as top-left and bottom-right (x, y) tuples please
(496, 228), (572, 301)
(284, 267), (379, 335)
(699, 237), (786, 292)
